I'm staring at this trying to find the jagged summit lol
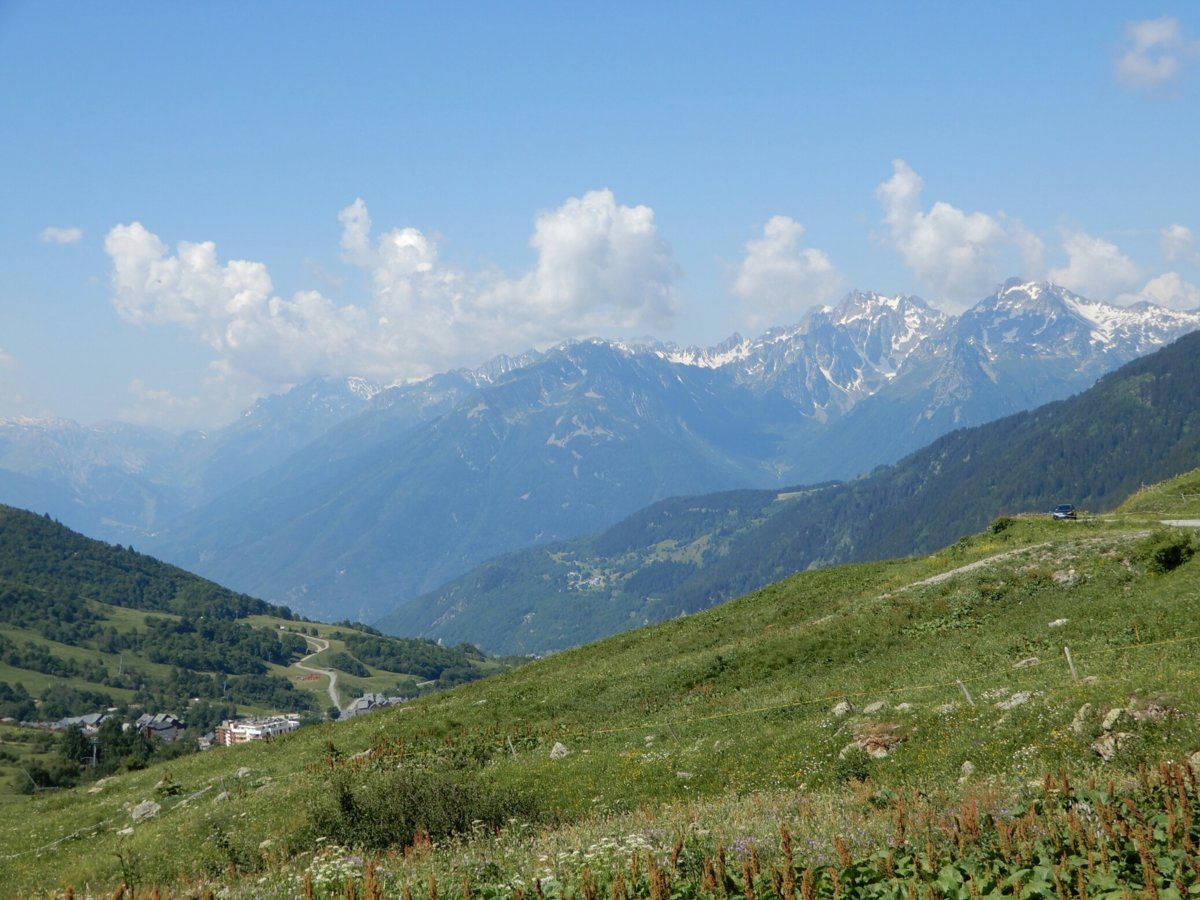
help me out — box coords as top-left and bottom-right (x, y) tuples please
(6, 278), (1200, 623)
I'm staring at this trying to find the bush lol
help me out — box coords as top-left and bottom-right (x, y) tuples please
(987, 516), (1015, 535)
(308, 767), (541, 850)
(1140, 529), (1196, 574)
(833, 747), (872, 784)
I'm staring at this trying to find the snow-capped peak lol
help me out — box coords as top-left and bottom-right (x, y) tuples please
(973, 280), (1200, 355)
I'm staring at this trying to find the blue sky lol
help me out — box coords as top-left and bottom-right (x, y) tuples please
(1, 2), (1198, 427)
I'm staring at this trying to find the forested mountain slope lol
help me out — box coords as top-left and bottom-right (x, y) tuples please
(384, 328), (1200, 653)
(0, 506), (506, 728)
(151, 283), (1200, 622)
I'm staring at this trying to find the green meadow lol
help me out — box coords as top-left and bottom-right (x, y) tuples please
(2, 476), (1200, 896)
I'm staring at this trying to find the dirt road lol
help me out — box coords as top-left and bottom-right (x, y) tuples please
(295, 635), (341, 713)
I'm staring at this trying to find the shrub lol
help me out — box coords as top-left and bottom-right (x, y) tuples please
(1140, 528), (1196, 574)
(307, 767), (541, 850)
(833, 747), (871, 784)
(987, 516), (1015, 535)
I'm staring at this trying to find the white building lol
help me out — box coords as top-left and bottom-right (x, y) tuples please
(215, 714), (300, 745)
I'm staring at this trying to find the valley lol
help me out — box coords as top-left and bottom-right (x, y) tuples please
(5, 282), (1199, 626)
(382, 327), (1200, 653)
(1, 472), (1198, 895)
(9, 10), (1200, 896)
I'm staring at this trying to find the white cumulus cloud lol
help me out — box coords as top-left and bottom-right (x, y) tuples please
(733, 215), (843, 326)
(0, 348), (15, 370)
(105, 190), (679, 424)
(875, 159), (1043, 309)
(1161, 223), (1197, 263)
(1048, 231), (1144, 301)
(1116, 17), (1200, 87)
(1118, 272), (1200, 311)
(40, 226), (83, 245)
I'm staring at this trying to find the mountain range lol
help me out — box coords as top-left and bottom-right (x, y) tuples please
(2, 280), (1198, 623)
(385, 326), (1200, 653)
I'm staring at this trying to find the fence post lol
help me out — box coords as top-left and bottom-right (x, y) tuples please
(1063, 646), (1078, 681)
(956, 679), (975, 707)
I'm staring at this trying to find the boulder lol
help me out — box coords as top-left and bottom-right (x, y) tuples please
(1128, 700), (1170, 722)
(958, 760), (975, 783)
(87, 777), (111, 795)
(1048, 618), (1069, 628)
(1070, 703), (1092, 735)
(130, 800), (160, 822)
(1013, 657), (1039, 669)
(996, 691), (1039, 710)
(850, 723), (905, 759)
(213, 791), (230, 803)
(550, 741), (571, 760)
(1101, 708), (1124, 731)
(1092, 732), (1134, 762)
(895, 702), (913, 712)
(831, 701), (855, 717)
(235, 767), (252, 778)
(862, 701), (888, 715)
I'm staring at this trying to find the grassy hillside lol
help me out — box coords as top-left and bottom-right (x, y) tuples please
(3, 477), (1199, 895)
(0, 506), (514, 801)
(385, 329), (1200, 654)
(1120, 467), (1200, 517)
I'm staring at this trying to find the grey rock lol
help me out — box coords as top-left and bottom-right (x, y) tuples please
(831, 700), (855, 717)
(550, 741), (571, 760)
(958, 760), (975, 783)
(235, 766), (252, 778)
(1070, 703), (1092, 735)
(1091, 732), (1134, 762)
(863, 701), (888, 714)
(1101, 708), (1124, 731)
(1048, 618), (1069, 628)
(1013, 657), (1040, 669)
(130, 800), (160, 822)
(995, 691), (1038, 710)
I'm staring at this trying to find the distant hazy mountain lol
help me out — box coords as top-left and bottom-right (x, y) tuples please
(3, 280), (1198, 624)
(0, 417), (184, 540)
(147, 281), (1200, 622)
(383, 327), (1200, 654)
(0, 375), (381, 543)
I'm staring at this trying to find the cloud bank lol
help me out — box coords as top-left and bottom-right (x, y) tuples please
(106, 190), (679, 423)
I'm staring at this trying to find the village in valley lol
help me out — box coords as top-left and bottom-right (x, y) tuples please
(14, 691), (410, 756)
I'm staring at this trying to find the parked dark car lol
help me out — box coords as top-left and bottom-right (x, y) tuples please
(1052, 504), (1077, 520)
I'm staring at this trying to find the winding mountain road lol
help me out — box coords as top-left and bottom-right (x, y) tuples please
(295, 635), (342, 713)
